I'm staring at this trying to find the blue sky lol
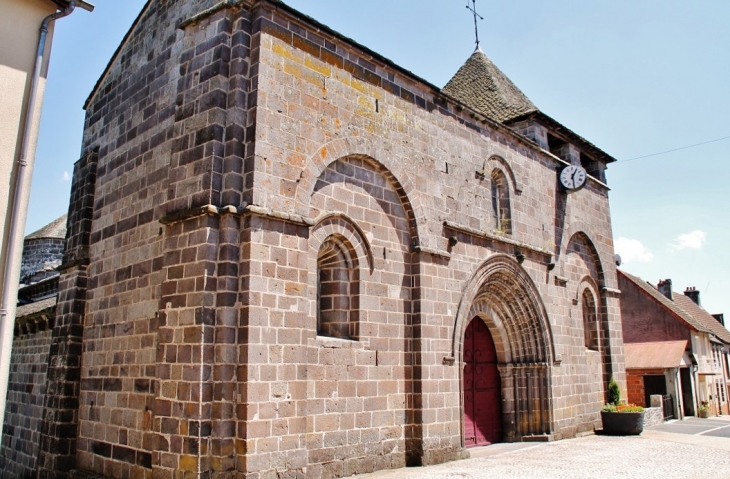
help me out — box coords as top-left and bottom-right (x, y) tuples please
(29, 0), (730, 317)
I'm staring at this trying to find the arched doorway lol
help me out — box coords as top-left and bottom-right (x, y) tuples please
(463, 317), (502, 447)
(453, 255), (556, 444)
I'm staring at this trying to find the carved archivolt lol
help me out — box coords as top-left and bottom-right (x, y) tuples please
(452, 254), (555, 364)
(453, 254), (555, 441)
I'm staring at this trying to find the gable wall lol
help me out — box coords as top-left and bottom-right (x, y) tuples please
(618, 275), (691, 344)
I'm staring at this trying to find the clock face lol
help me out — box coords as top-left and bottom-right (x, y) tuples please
(559, 165), (587, 191)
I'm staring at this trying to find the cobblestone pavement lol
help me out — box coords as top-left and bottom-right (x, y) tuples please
(357, 418), (730, 479)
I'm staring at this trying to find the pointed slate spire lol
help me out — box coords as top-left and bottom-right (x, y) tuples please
(443, 49), (538, 123)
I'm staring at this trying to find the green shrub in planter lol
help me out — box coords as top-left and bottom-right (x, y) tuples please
(607, 377), (621, 406)
(601, 378), (645, 435)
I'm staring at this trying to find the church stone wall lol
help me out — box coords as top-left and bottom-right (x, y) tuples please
(1, 329), (52, 478)
(68, 1), (625, 478)
(252, 1), (624, 453)
(75, 1), (254, 477)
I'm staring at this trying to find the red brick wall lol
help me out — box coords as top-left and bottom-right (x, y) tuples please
(626, 369), (664, 407)
(618, 274), (691, 344)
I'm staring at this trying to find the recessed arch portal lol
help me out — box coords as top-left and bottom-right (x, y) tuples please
(452, 254), (555, 443)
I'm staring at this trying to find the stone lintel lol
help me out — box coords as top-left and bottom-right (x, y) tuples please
(159, 204), (222, 225)
(413, 245), (451, 259)
(245, 204), (314, 227)
(601, 287), (622, 297)
(178, 0), (246, 29)
(58, 259), (90, 273)
(443, 221), (552, 259)
(159, 204), (316, 229)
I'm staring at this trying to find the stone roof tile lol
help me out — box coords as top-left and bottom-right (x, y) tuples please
(442, 49), (538, 123)
(25, 215), (67, 240)
(16, 297), (56, 320)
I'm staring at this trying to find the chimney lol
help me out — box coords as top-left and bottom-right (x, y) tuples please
(684, 287), (700, 306)
(713, 314), (725, 327)
(657, 279), (672, 300)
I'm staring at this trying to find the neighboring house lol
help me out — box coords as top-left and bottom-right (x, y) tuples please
(1, 215), (65, 478)
(0, 0), (92, 439)
(619, 271), (730, 419)
(15, 1), (625, 478)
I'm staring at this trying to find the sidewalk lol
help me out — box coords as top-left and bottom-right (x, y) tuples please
(356, 424), (730, 479)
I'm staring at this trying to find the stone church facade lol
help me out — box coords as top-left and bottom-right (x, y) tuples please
(34, 1), (625, 478)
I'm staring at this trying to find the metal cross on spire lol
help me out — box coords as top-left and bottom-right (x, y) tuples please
(465, 0), (484, 51)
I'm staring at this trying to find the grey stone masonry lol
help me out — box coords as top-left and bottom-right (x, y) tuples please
(1, 329), (53, 478)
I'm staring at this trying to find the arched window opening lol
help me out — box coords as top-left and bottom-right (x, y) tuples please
(317, 236), (358, 339)
(582, 289), (599, 351)
(491, 169), (512, 234)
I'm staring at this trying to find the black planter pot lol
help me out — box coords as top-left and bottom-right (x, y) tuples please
(600, 411), (644, 435)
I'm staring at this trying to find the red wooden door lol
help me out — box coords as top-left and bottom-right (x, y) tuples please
(464, 318), (502, 447)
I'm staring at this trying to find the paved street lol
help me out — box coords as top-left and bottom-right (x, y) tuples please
(649, 417), (730, 438)
(357, 417), (730, 479)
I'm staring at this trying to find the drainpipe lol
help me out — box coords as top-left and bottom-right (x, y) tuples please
(0, 1), (78, 435)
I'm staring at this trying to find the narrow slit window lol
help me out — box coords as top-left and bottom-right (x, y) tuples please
(317, 236), (358, 339)
(490, 169), (511, 234)
(582, 289), (599, 351)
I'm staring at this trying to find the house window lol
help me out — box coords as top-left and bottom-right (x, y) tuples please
(582, 289), (599, 351)
(491, 169), (511, 234)
(317, 236), (358, 339)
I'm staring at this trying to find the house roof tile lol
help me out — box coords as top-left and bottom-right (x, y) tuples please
(672, 293), (730, 344)
(624, 341), (687, 369)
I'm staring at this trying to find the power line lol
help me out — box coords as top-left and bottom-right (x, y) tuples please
(618, 134), (730, 164)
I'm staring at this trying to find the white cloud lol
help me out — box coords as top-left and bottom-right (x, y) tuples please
(670, 230), (707, 251)
(615, 237), (654, 264)
(60, 171), (70, 182)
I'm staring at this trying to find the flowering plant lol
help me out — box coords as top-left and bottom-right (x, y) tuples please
(601, 377), (644, 412)
(602, 404), (645, 413)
